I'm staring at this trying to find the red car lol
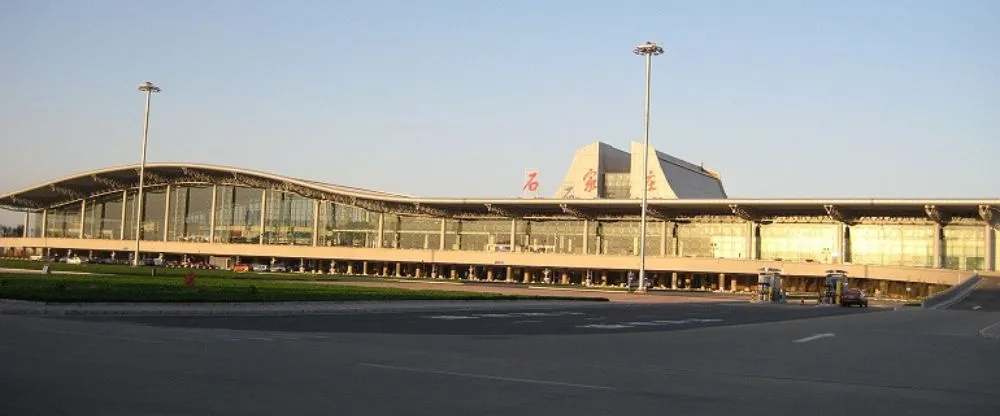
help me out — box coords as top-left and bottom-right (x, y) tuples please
(840, 288), (869, 308)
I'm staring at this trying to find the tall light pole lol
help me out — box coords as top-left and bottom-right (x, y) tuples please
(633, 41), (663, 293)
(133, 81), (161, 266)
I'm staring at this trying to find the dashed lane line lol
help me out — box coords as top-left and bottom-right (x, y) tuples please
(793, 333), (836, 343)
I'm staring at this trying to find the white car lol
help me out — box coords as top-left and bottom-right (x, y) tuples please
(66, 256), (89, 265)
(252, 264), (269, 272)
(270, 264), (288, 273)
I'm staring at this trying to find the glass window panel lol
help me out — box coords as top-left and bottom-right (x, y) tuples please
(45, 203), (81, 238)
(263, 190), (314, 246)
(167, 186), (213, 243)
(759, 223), (838, 263)
(213, 186), (264, 244)
(849, 224), (934, 267)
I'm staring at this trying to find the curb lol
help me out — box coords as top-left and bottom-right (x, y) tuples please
(926, 275), (984, 310)
(0, 299), (607, 317)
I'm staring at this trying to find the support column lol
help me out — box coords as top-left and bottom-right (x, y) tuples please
(78, 200), (86, 238)
(362, 261), (368, 275)
(660, 221), (667, 256)
(718, 273), (726, 292)
(834, 223), (846, 264)
(41, 209), (48, 238)
(395, 262), (402, 277)
(258, 190), (267, 245)
(505, 266), (513, 282)
(376, 213), (385, 248)
(671, 272), (678, 289)
(312, 200), (320, 247)
(730, 277), (738, 292)
(439, 218), (446, 250)
(745, 222), (756, 260)
(23, 212), (30, 237)
(208, 185), (217, 243)
(933, 223), (943, 268)
(119, 191), (128, 240)
(454, 220), (462, 250)
(162, 184), (171, 242)
(381, 263), (389, 277)
(986, 224), (995, 272)
(487, 269), (495, 281)
(582, 219), (589, 255)
(510, 218), (517, 252)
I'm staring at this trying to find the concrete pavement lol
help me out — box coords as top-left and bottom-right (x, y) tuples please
(1, 303), (997, 416)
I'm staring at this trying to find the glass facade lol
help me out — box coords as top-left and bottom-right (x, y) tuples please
(16, 181), (998, 272)
(459, 219), (511, 251)
(263, 190), (313, 245)
(601, 173), (631, 199)
(83, 192), (125, 240)
(598, 221), (664, 256)
(849, 224), (935, 268)
(167, 186), (213, 243)
(45, 203), (81, 238)
(760, 223), (838, 263)
(942, 225), (985, 270)
(317, 201), (376, 248)
(677, 222), (747, 259)
(213, 186), (264, 244)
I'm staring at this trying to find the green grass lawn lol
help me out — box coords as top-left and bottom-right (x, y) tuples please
(0, 259), (324, 281)
(0, 273), (602, 303)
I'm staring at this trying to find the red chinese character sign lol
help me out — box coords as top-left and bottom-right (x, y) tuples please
(522, 169), (540, 198)
(583, 169), (597, 193)
(647, 170), (657, 191)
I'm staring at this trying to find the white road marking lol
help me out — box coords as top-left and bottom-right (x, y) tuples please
(423, 315), (479, 320)
(245, 336), (275, 341)
(577, 318), (725, 330)
(29, 328), (167, 344)
(793, 333), (836, 343)
(578, 324), (633, 329)
(979, 321), (1000, 339)
(972, 305), (982, 310)
(360, 363), (616, 391)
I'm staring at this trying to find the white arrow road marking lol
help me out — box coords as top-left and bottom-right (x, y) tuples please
(973, 305), (982, 310)
(794, 333), (836, 343)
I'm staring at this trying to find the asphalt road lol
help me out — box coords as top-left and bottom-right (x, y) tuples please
(949, 277), (1000, 312)
(1, 303), (998, 416)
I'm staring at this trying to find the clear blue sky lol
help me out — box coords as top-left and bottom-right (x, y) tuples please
(1, 0), (997, 225)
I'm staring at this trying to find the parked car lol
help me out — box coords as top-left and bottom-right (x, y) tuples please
(65, 256), (89, 265)
(233, 263), (251, 273)
(270, 264), (288, 273)
(252, 264), (269, 273)
(840, 288), (869, 307)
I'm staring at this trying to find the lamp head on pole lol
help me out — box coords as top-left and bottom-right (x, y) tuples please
(633, 41), (664, 56)
(138, 81), (161, 93)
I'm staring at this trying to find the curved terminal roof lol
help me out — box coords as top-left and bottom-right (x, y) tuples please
(1, 162), (997, 222)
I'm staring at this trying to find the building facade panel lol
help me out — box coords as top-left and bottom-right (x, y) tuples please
(943, 225), (986, 271)
(83, 192), (125, 240)
(849, 223), (935, 268)
(759, 223), (838, 263)
(167, 185), (212, 243)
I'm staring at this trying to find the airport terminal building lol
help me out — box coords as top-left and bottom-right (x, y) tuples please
(1, 142), (996, 297)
